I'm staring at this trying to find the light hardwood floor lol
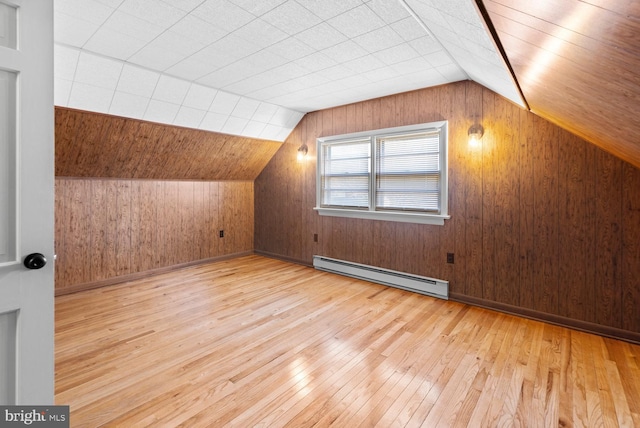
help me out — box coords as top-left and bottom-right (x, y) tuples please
(55, 255), (640, 427)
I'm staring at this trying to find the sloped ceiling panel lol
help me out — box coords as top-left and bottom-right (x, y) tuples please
(53, 0), (523, 142)
(404, 0), (525, 108)
(55, 45), (304, 142)
(485, 0), (640, 169)
(55, 107), (283, 180)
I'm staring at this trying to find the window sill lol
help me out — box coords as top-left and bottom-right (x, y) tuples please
(314, 207), (449, 225)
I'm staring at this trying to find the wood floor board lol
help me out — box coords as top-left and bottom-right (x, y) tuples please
(55, 255), (640, 427)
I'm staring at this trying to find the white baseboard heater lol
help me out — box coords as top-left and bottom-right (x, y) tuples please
(313, 255), (448, 300)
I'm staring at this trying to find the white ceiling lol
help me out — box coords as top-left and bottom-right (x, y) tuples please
(54, 0), (524, 142)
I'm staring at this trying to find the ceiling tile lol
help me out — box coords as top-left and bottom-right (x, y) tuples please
(294, 52), (336, 72)
(152, 75), (191, 105)
(54, 12), (100, 47)
(231, 98), (261, 119)
(295, 0), (361, 20)
(209, 91), (241, 115)
(242, 121), (268, 138)
(391, 16), (428, 42)
(168, 15), (227, 46)
(165, 57), (220, 81)
(227, 0), (287, 17)
(409, 36), (442, 56)
(365, 0), (411, 24)
(54, 45), (80, 81)
(144, 99), (180, 123)
(54, 78), (73, 107)
(424, 50), (453, 67)
(182, 84), (218, 110)
(353, 26), (405, 53)
(75, 52), (123, 90)
(264, 36), (316, 61)
(222, 117), (249, 135)
(321, 40), (369, 63)
(109, 91), (149, 119)
(327, 5), (386, 38)
(173, 106), (207, 129)
(116, 64), (160, 98)
(295, 22), (348, 51)
(192, 0), (255, 31)
(128, 43), (191, 71)
(200, 111), (227, 132)
(83, 29), (148, 60)
(261, 1), (322, 35)
(373, 43), (420, 66)
(161, 0), (203, 12)
(251, 103), (279, 123)
(117, 0), (186, 28)
(68, 82), (114, 113)
(55, 0), (115, 25)
(233, 18), (289, 48)
(100, 10), (165, 42)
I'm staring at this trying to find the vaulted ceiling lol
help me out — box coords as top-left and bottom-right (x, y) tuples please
(54, 0), (640, 169)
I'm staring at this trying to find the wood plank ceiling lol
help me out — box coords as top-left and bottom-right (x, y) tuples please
(484, 0), (640, 169)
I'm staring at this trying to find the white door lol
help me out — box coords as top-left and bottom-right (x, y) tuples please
(0, 0), (54, 404)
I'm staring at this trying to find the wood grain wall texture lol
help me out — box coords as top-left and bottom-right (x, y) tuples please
(55, 107), (282, 181)
(254, 80), (640, 337)
(55, 178), (254, 293)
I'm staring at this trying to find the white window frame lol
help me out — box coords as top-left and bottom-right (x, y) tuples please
(315, 121), (449, 225)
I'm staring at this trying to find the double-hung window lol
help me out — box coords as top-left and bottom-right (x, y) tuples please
(315, 121), (449, 225)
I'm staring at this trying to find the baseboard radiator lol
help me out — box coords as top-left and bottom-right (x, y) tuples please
(313, 255), (448, 300)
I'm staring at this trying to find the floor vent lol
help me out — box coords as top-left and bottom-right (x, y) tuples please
(313, 255), (448, 300)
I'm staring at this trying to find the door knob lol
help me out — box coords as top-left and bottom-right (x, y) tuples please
(24, 253), (47, 270)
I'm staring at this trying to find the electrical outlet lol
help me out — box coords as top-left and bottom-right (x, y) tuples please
(313, 233), (318, 242)
(447, 253), (454, 264)
(219, 230), (224, 238)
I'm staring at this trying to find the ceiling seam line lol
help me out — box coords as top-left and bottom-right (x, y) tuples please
(395, 0), (470, 80)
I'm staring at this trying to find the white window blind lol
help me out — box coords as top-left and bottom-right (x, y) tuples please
(316, 121), (448, 225)
(375, 131), (441, 212)
(320, 138), (370, 209)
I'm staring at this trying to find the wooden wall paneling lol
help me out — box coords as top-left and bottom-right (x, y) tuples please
(111, 121), (142, 178)
(594, 151), (623, 329)
(162, 181), (179, 267)
(193, 181), (206, 261)
(127, 122), (163, 179)
(66, 113), (106, 177)
(116, 180), (132, 277)
(492, 92), (521, 307)
(622, 164), (640, 332)
(96, 116), (129, 178)
(582, 144), (598, 324)
(481, 91), (497, 302)
(533, 118), (560, 315)
(54, 109), (80, 176)
(220, 182), (233, 255)
(64, 179), (91, 287)
(439, 84), (456, 288)
(557, 133), (589, 321)
(464, 83), (484, 298)
(518, 109), (536, 310)
(55, 108), (283, 181)
(136, 180), (158, 273)
(177, 181), (195, 265)
(301, 113), (318, 263)
(54, 180), (66, 288)
(88, 179), (107, 283)
(104, 180), (119, 281)
(208, 182), (220, 258)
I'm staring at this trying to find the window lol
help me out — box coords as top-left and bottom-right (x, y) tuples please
(315, 121), (448, 225)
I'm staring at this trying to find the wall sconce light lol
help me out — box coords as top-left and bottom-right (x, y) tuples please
(468, 124), (484, 148)
(297, 143), (308, 162)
